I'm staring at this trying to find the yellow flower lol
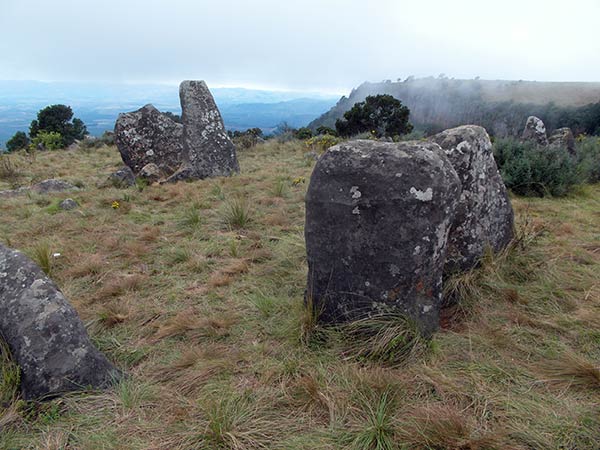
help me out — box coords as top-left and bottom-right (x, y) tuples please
(111, 200), (120, 209)
(292, 176), (306, 186)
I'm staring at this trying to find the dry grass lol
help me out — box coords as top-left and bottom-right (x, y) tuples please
(0, 142), (599, 449)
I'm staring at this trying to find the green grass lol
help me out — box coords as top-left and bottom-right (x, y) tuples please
(0, 140), (598, 449)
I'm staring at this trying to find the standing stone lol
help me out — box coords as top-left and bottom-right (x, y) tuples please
(522, 116), (548, 146)
(169, 80), (239, 180)
(430, 126), (514, 275)
(305, 140), (461, 335)
(114, 104), (184, 175)
(548, 127), (576, 155)
(0, 244), (121, 400)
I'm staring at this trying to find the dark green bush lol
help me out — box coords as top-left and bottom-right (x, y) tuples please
(335, 94), (413, 138)
(6, 131), (29, 152)
(295, 127), (313, 140)
(30, 104), (87, 147)
(575, 136), (600, 183)
(493, 138), (579, 197)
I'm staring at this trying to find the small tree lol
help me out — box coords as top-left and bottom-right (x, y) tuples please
(30, 104), (88, 147)
(6, 131), (30, 152)
(295, 127), (313, 140)
(335, 94), (413, 138)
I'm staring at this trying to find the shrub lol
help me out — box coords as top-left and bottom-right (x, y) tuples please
(30, 131), (64, 151)
(493, 138), (580, 197)
(335, 94), (413, 138)
(575, 136), (600, 183)
(295, 127), (313, 140)
(6, 131), (29, 153)
(315, 125), (337, 136)
(29, 104), (87, 147)
(305, 134), (340, 153)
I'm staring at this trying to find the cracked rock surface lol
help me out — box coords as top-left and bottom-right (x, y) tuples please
(431, 125), (514, 276)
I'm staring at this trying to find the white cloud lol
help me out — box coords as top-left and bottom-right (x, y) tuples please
(0, 0), (598, 92)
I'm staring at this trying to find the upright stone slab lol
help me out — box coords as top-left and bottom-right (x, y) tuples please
(175, 80), (239, 179)
(0, 244), (121, 400)
(114, 104), (184, 175)
(548, 127), (576, 155)
(305, 140), (461, 335)
(430, 125), (514, 275)
(522, 116), (548, 146)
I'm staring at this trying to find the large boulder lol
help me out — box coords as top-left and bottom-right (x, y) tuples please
(114, 104), (184, 175)
(430, 125), (514, 275)
(548, 127), (576, 155)
(169, 80), (239, 180)
(0, 244), (121, 400)
(305, 140), (461, 335)
(521, 116), (548, 146)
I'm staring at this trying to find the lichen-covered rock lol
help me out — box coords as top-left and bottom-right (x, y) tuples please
(522, 116), (548, 146)
(138, 163), (162, 183)
(59, 198), (78, 210)
(0, 244), (121, 400)
(430, 126), (514, 275)
(305, 140), (461, 335)
(548, 127), (576, 155)
(169, 80), (239, 180)
(106, 167), (136, 188)
(114, 104), (184, 175)
(0, 179), (79, 199)
(31, 179), (79, 194)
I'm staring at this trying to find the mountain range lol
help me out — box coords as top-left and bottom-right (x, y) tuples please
(0, 81), (339, 147)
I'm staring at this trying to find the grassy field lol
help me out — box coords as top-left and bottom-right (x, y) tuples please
(0, 142), (599, 449)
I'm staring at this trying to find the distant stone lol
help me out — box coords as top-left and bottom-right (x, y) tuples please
(522, 116), (548, 146)
(430, 125), (514, 275)
(107, 167), (135, 188)
(0, 179), (80, 199)
(31, 179), (79, 195)
(114, 104), (184, 175)
(0, 244), (121, 400)
(59, 198), (78, 210)
(168, 80), (239, 181)
(138, 163), (162, 183)
(548, 127), (576, 155)
(305, 140), (461, 336)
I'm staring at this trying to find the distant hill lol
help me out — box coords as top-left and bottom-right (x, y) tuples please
(0, 81), (338, 147)
(309, 78), (600, 136)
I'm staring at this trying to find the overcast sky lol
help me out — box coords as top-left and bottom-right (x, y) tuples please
(1, 0), (599, 93)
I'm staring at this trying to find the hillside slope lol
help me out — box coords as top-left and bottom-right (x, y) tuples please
(310, 78), (600, 136)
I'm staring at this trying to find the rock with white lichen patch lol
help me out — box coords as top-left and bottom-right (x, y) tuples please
(114, 104), (184, 176)
(430, 125), (514, 277)
(521, 116), (548, 146)
(548, 127), (576, 155)
(0, 243), (122, 400)
(304, 139), (461, 336)
(167, 80), (239, 181)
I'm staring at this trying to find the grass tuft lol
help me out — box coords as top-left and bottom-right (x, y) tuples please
(220, 196), (254, 230)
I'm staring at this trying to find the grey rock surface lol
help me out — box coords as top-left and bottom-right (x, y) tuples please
(31, 179), (79, 194)
(430, 125), (514, 275)
(59, 198), (78, 210)
(0, 244), (121, 400)
(305, 140), (461, 335)
(107, 167), (135, 188)
(114, 104), (184, 175)
(548, 127), (576, 155)
(174, 80), (239, 180)
(522, 116), (548, 146)
(0, 179), (79, 199)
